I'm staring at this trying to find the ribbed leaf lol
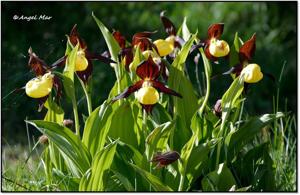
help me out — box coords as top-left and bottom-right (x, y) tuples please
(107, 101), (139, 147)
(82, 100), (113, 156)
(146, 121), (175, 159)
(227, 112), (284, 160)
(80, 140), (118, 191)
(130, 163), (173, 191)
(92, 12), (121, 63)
(229, 32), (241, 67)
(26, 120), (91, 176)
(201, 163), (236, 191)
(171, 33), (197, 70)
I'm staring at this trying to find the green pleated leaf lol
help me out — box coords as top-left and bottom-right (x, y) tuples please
(108, 73), (132, 99)
(107, 101), (139, 148)
(168, 35), (198, 145)
(61, 44), (79, 103)
(146, 121), (175, 159)
(129, 163), (173, 191)
(92, 12), (121, 63)
(26, 120), (91, 176)
(227, 112), (284, 160)
(82, 100), (113, 156)
(63, 43), (78, 82)
(80, 140), (118, 191)
(171, 33), (197, 71)
(201, 163), (236, 191)
(221, 76), (244, 123)
(229, 32), (241, 67)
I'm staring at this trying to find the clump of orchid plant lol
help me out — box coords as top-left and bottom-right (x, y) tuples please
(21, 11), (283, 193)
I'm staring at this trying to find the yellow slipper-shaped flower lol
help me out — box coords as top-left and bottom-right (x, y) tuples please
(241, 63), (263, 83)
(25, 72), (54, 98)
(75, 50), (88, 71)
(135, 86), (159, 105)
(209, 38), (230, 57)
(153, 37), (174, 57)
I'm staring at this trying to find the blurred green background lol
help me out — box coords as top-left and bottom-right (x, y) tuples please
(2, 2), (297, 144)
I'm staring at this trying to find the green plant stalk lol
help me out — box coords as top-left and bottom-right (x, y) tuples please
(178, 171), (186, 191)
(142, 109), (152, 191)
(215, 112), (228, 170)
(72, 100), (80, 137)
(79, 78), (92, 115)
(199, 48), (211, 116)
(199, 65), (210, 117)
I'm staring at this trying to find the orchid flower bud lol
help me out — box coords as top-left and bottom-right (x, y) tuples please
(75, 50), (88, 71)
(209, 38), (230, 57)
(25, 72), (54, 98)
(153, 39), (174, 57)
(135, 81), (159, 105)
(241, 63), (263, 83)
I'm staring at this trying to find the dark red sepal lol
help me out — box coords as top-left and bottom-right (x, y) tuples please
(204, 44), (218, 61)
(141, 104), (155, 114)
(28, 47), (48, 76)
(152, 80), (182, 98)
(136, 57), (160, 80)
(37, 96), (49, 112)
(207, 23), (224, 39)
(113, 30), (126, 49)
(132, 31), (156, 44)
(119, 47), (134, 71)
(158, 60), (169, 81)
(150, 151), (180, 168)
(222, 63), (243, 76)
(133, 37), (154, 51)
(239, 33), (256, 63)
(111, 80), (144, 103)
(85, 51), (116, 64)
(50, 55), (67, 69)
(69, 24), (87, 49)
(53, 75), (62, 102)
(160, 11), (176, 36)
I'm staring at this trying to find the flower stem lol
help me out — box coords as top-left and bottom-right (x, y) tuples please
(73, 101), (80, 137)
(79, 78), (92, 115)
(215, 119), (226, 169)
(199, 49), (211, 117)
(178, 173), (185, 191)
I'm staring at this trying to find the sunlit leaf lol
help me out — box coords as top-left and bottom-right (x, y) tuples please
(26, 120), (91, 176)
(82, 100), (113, 157)
(80, 140), (118, 191)
(92, 12), (121, 63)
(129, 163), (173, 191)
(201, 163), (236, 191)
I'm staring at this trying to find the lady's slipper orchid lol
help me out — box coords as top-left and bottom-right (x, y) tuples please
(26, 48), (62, 111)
(150, 151), (180, 168)
(223, 34), (264, 84)
(112, 56), (182, 113)
(54, 25), (115, 83)
(113, 30), (157, 71)
(25, 72), (54, 98)
(204, 23), (230, 59)
(241, 63), (263, 83)
(160, 11), (184, 51)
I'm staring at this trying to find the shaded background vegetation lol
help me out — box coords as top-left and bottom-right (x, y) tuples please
(1, 2), (297, 144)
